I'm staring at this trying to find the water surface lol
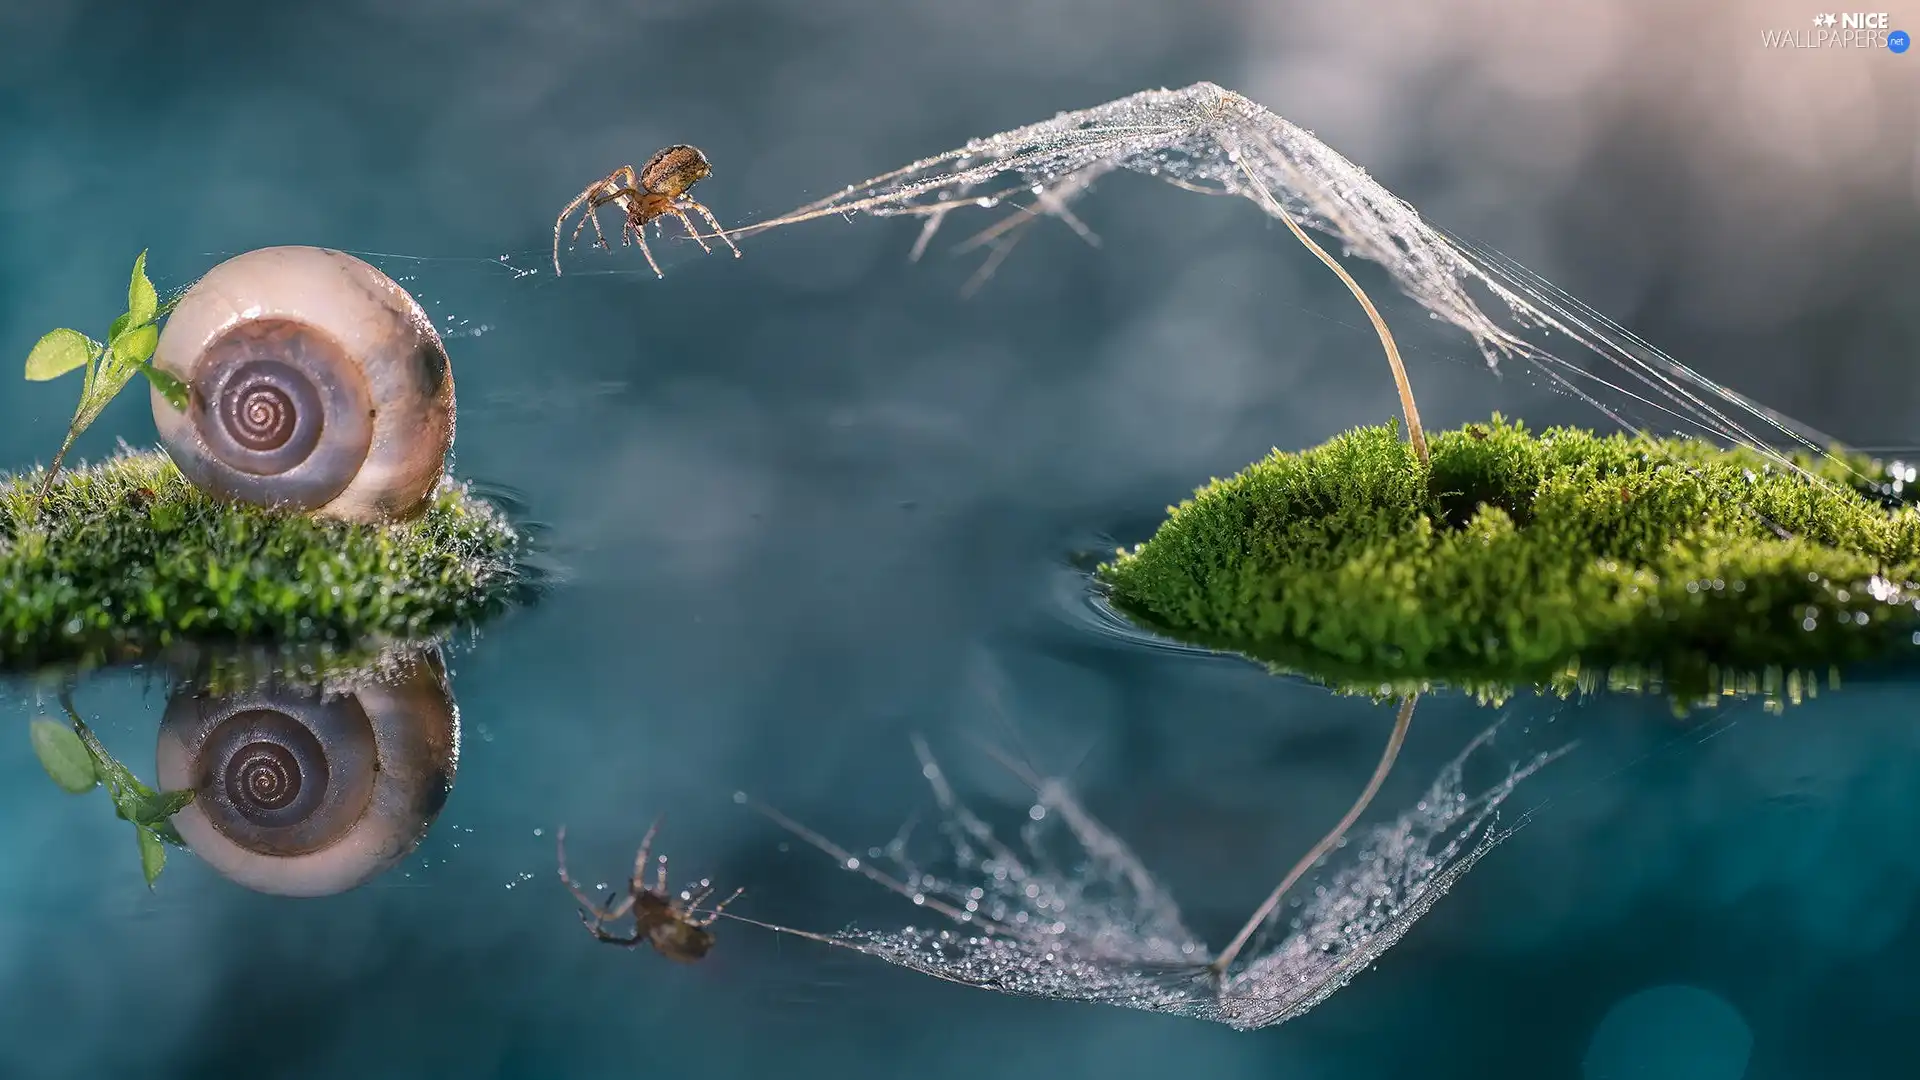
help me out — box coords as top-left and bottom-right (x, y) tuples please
(4, 3), (1919, 1078)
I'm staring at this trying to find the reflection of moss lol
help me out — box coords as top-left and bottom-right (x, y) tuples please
(1, 450), (526, 671)
(142, 636), (447, 697)
(1097, 417), (1920, 706)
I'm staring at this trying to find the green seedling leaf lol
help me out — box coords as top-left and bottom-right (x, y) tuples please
(29, 718), (98, 793)
(127, 249), (157, 326)
(141, 362), (189, 410)
(25, 250), (176, 507)
(111, 322), (159, 367)
(24, 328), (94, 381)
(137, 825), (166, 888)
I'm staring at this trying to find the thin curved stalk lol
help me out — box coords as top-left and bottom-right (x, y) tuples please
(1238, 159), (1429, 467)
(1209, 691), (1419, 979)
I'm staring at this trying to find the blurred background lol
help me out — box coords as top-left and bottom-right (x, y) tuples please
(1, 1), (1916, 1078)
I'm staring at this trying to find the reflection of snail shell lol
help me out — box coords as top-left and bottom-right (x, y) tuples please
(150, 246), (456, 523)
(155, 650), (459, 897)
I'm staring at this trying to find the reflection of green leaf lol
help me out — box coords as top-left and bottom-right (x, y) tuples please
(60, 698), (196, 877)
(151, 819), (187, 848)
(24, 329), (94, 381)
(127, 250), (157, 326)
(131, 788), (195, 827)
(29, 719), (98, 793)
(137, 826), (166, 889)
(111, 323), (159, 367)
(140, 362), (189, 410)
(72, 716), (146, 819)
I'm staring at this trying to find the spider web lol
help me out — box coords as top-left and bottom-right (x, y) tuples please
(728, 82), (1841, 471)
(731, 718), (1570, 1031)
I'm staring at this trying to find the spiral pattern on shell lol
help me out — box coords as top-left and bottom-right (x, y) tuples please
(230, 741), (300, 806)
(221, 723), (322, 819)
(189, 700), (376, 858)
(151, 246), (456, 523)
(228, 383), (295, 450)
(220, 361), (309, 454)
(155, 649), (460, 897)
(200, 338), (339, 476)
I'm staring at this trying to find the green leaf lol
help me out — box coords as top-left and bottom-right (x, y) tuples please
(137, 826), (166, 888)
(130, 787), (195, 827)
(29, 718), (98, 793)
(141, 362), (190, 411)
(68, 710), (154, 820)
(108, 313), (132, 343)
(111, 323), (159, 367)
(24, 328), (94, 381)
(128, 250), (157, 326)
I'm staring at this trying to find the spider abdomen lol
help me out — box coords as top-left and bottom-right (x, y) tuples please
(639, 144), (713, 199)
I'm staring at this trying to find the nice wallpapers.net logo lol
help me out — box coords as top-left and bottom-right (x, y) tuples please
(1761, 12), (1911, 50)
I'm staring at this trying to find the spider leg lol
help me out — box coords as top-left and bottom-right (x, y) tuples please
(627, 219), (665, 278)
(654, 850), (670, 895)
(692, 887), (745, 928)
(598, 889), (634, 924)
(589, 186), (645, 252)
(665, 207), (714, 253)
(557, 179), (626, 272)
(570, 202), (608, 252)
(579, 169), (639, 253)
(552, 186), (599, 275)
(632, 816), (660, 891)
(584, 191), (629, 252)
(556, 825), (631, 923)
(682, 198), (742, 258)
(562, 170), (635, 257)
(578, 908), (644, 946)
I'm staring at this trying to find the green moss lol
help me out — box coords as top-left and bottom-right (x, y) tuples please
(1096, 416), (1920, 705)
(0, 449), (528, 672)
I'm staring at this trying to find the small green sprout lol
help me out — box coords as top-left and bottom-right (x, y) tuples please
(28, 691), (195, 889)
(23, 250), (191, 510)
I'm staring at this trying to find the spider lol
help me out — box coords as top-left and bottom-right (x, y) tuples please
(551, 145), (742, 277)
(555, 819), (744, 963)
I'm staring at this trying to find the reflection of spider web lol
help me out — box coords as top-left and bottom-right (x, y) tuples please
(729, 719), (1570, 1031)
(729, 82), (1843, 473)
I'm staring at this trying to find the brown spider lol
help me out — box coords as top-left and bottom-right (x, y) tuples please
(551, 145), (742, 277)
(555, 819), (744, 963)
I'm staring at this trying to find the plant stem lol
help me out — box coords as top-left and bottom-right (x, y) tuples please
(1208, 691), (1419, 981)
(1237, 161), (1429, 468)
(34, 427), (79, 512)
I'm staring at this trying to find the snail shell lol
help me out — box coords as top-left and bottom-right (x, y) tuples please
(150, 246), (456, 523)
(155, 649), (460, 897)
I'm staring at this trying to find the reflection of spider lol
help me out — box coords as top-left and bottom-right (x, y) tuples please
(555, 819), (744, 963)
(551, 145), (742, 277)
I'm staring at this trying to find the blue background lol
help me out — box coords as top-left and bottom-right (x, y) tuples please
(3, 2), (1917, 1078)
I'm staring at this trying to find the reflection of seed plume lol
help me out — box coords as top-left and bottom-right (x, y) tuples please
(729, 709), (1570, 1030)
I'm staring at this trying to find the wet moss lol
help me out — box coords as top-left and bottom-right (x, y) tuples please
(1096, 416), (1920, 705)
(0, 449), (526, 672)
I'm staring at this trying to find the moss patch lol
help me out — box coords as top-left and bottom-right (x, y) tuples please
(1, 449), (528, 672)
(1096, 416), (1920, 705)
